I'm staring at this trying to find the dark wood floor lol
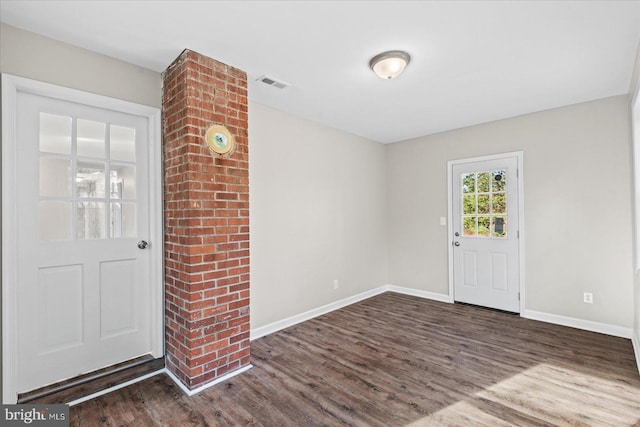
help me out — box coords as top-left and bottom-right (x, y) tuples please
(70, 292), (640, 426)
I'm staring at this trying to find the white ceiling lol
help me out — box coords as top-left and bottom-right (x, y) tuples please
(1, 1), (639, 143)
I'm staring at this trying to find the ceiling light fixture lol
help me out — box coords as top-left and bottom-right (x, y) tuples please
(369, 50), (411, 80)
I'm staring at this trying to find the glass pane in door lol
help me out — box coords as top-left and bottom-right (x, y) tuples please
(110, 165), (136, 199)
(460, 170), (509, 239)
(39, 157), (72, 198)
(77, 201), (106, 239)
(39, 113), (72, 155)
(76, 161), (106, 198)
(77, 119), (106, 158)
(110, 202), (136, 238)
(110, 125), (136, 162)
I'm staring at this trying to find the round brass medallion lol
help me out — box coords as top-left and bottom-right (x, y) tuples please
(205, 125), (235, 156)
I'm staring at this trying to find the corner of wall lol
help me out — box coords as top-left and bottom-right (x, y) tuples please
(630, 39), (640, 375)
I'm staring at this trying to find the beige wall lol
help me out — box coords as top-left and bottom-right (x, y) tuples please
(249, 102), (388, 329)
(0, 23), (162, 107)
(387, 95), (634, 328)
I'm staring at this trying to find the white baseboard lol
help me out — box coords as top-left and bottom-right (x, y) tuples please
(250, 285), (635, 351)
(250, 287), (388, 340)
(250, 285), (453, 341)
(164, 365), (253, 397)
(522, 309), (633, 339)
(386, 285), (452, 303)
(68, 364), (254, 404)
(632, 332), (640, 375)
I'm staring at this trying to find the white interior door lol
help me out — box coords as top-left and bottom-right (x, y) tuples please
(13, 91), (155, 394)
(451, 155), (520, 313)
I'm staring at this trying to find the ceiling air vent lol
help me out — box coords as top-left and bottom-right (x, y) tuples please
(257, 75), (290, 89)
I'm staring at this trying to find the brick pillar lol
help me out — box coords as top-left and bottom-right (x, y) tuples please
(162, 49), (250, 390)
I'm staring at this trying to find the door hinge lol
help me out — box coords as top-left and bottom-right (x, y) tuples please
(518, 292), (520, 301)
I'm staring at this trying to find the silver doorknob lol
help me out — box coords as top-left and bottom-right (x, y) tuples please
(454, 232), (460, 237)
(454, 241), (460, 247)
(137, 240), (149, 249)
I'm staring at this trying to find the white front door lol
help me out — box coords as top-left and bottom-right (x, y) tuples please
(451, 155), (521, 313)
(4, 78), (162, 396)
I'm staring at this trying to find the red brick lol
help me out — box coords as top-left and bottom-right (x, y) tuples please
(164, 49), (250, 392)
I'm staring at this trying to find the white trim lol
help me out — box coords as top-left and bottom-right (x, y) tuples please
(446, 160), (455, 303)
(251, 285), (452, 341)
(2, 74), (20, 404)
(516, 153), (526, 312)
(67, 364), (254, 404)
(147, 107), (164, 358)
(632, 332), (640, 375)
(1, 74), (164, 404)
(164, 365), (253, 397)
(447, 151), (525, 313)
(522, 309), (633, 339)
(66, 369), (165, 406)
(386, 285), (451, 303)
(250, 287), (388, 340)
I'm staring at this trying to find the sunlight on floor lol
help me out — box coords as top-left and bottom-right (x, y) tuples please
(405, 363), (640, 426)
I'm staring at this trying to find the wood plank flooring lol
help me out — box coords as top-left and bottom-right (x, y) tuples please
(70, 292), (640, 426)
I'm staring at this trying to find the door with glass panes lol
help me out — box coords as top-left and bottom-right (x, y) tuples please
(15, 92), (153, 393)
(451, 156), (520, 313)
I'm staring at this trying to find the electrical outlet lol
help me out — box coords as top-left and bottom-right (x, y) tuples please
(583, 292), (593, 304)
(333, 279), (339, 290)
(440, 217), (447, 226)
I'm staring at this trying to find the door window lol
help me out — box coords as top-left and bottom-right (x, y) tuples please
(461, 170), (507, 238)
(38, 113), (137, 240)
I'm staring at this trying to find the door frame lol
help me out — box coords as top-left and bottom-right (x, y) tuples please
(1, 74), (164, 404)
(447, 151), (525, 314)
